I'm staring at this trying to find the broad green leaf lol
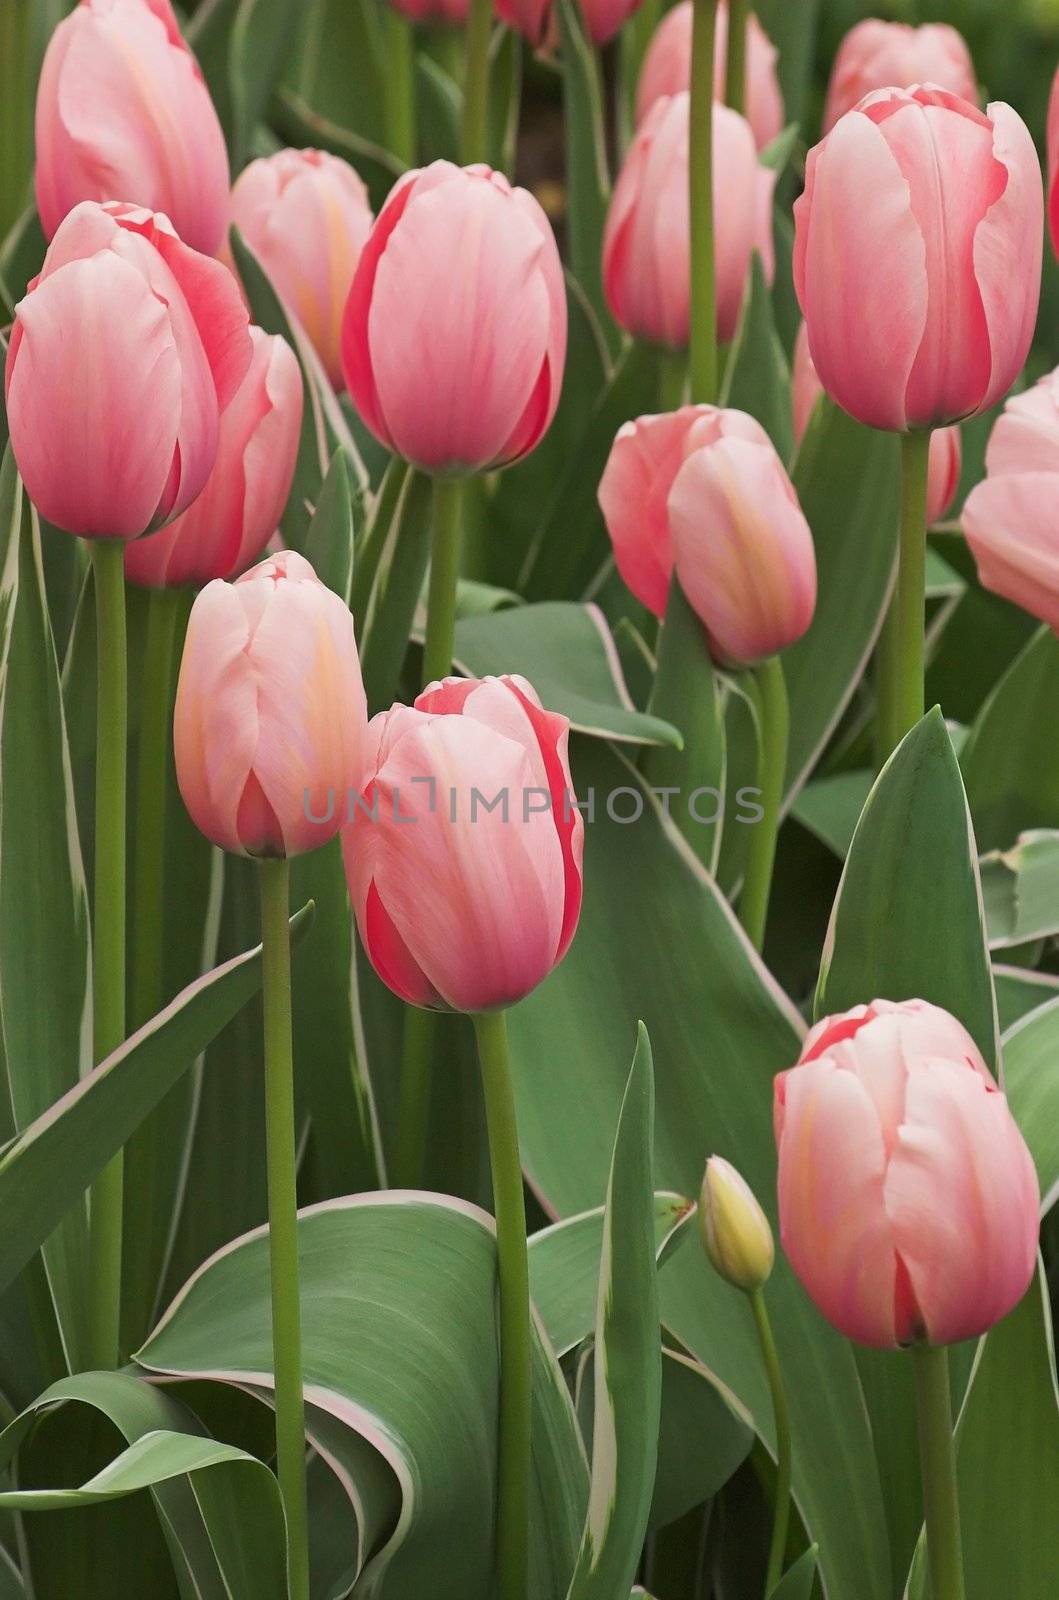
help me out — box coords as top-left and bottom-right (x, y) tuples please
(359, 468), (432, 712)
(960, 627), (1059, 851)
(556, 0), (616, 351)
(994, 965), (1059, 1033)
(1003, 997), (1059, 1214)
(229, 0), (300, 168)
(651, 1350), (754, 1532)
(282, 0), (386, 150)
(925, 534), (1036, 728)
(769, 1545), (818, 1599)
(721, 255), (793, 460)
(416, 55), (459, 164)
(304, 450), (358, 605)
(979, 831), (1059, 949)
(792, 770), (872, 860)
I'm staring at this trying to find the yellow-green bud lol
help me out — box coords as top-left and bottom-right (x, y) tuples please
(699, 1156), (774, 1292)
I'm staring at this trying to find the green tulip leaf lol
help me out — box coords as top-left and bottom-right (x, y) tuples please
(961, 627), (1059, 852)
(1003, 997), (1059, 1215)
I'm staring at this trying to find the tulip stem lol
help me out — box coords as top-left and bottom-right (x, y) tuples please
(383, 9), (417, 167)
(87, 540), (128, 1372)
(462, 0), (494, 164)
(424, 477), (464, 685)
(725, 0), (750, 116)
(750, 1288), (792, 1595)
(689, 0), (719, 404)
(887, 428), (932, 750)
(473, 1009), (531, 1600)
(739, 655), (788, 953)
(913, 1345), (966, 1600)
(392, 1006), (435, 1187)
(132, 587), (182, 1027)
(258, 857), (310, 1600)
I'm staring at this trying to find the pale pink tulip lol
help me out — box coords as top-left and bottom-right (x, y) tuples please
(389, 0), (468, 20)
(174, 551), (367, 858)
(343, 675), (583, 1013)
(775, 999), (1040, 1348)
(794, 87), (1042, 433)
(824, 20), (978, 133)
(125, 328), (303, 588)
(597, 405), (774, 619)
(603, 94), (775, 349)
(495, 0), (640, 48)
(962, 366), (1059, 632)
(635, 0), (784, 151)
(35, 0), (229, 256)
(230, 149), (373, 391)
(5, 201), (251, 539)
(1047, 64), (1059, 260)
(342, 162), (566, 473)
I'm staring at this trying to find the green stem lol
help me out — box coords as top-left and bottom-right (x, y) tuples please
(750, 1288), (792, 1596)
(874, 588), (900, 770)
(689, 0), (719, 404)
(912, 1345), (966, 1600)
(739, 655), (788, 953)
(384, 8), (417, 167)
(87, 541), (128, 1372)
(259, 858), (310, 1600)
(724, 0), (749, 116)
(392, 1007), (435, 1188)
(657, 347), (688, 412)
(423, 477), (464, 685)
(473, 1011), (531, 1600)
(461, 0), (493, 164)
(132, 588), (182, 1027)
(886, 428), (931, 750)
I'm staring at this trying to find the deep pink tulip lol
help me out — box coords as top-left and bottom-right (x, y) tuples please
(597, 405), (774, 619)
(635, 0), (783, 151)
(1047, 65), (1059, 261)
(824, 20), (978, 133)
(603, 94), (775, 349)
(343, 675), (583, 1013)
(775, 999), (1040, 1349)
(389, 0), (468, 20)
(495, 0), (640, 48)
(230, 149), (373, 391)
(794, 87), (1042, 433)
(342, 162), (566, 473)
(792, 323), (962, 524)
(668, 418), (817, 664)
(125, 327), (303, 589)
(962, 367), (1059, 632)
(5, 201), (251, 540)
(35, 0), (229, 256)
(174, 551), (368, 859)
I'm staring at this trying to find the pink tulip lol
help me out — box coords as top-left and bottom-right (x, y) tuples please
(343, 675), (583, 1013)
(775, 999), (1040, 1348)
(174, 551), (368, 859)
(5, 200), (251, 540)
(603, 94), (775, 349)
(389, 0), (468, 20)
(342, 162), (566, 473)
(35, 0), (229, 256)
(495, 0), (640, 48)
(962, 366), (1059, 632)
(794, 87), (1042, 433)
(668, 418), (817, 664)
(1047, 65), (1059, 261)
(125, 327), (303, 589)
(792, 323), (962, 523)
(230, 149), (374, 392)
(635, 0), (784, 151)
(824, 20), (978, 133)
(597, 405), (775, 619)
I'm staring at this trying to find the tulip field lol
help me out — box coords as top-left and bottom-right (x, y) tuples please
(3, 0), (1059, 1596)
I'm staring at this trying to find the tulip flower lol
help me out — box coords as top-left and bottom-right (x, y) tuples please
(824, 19), (978, 134)
(700, 1157), (774, 1293)
(35, 0), (229, 256)
(495, 0), (640, 48)
(174, 550), (368, 859)
(230, 149), (373, 391)
(962, 367), (1059, 632)
(603, 93), (775, 349)
(5, 200), (252, 540)
(1048, 65), (1059, 261)
(636, 0), (784, 151)
(126, 328), (303, 589)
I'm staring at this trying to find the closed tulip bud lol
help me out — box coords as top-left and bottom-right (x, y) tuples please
(792, 323), (962, 524)
(636, 0), (784, 151)
(495, 0), (640, 48)
(230, 149), (373, 391)
(35, 0), (229, 256)
(795, 87), (1042, 433)
(597, 404), (775, 619)
(343, 675), (584, 1013)
(775, 999), (1040, 1349)
(174, 551), (368, 858)
(342, 163), (566, 474)
(962, 366), (1059, 632)
(667, 420), (817, 665)
(125, 328), (303, 589)
(5, 200), (251, 540)
(603, 94), (775, 349)
(824, 20), (978, 134)
(700, 1157), (774, 1293)
(1048, 66), (1059, 260)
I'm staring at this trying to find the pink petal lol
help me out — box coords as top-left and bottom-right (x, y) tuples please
(973, 102), (1044, 417)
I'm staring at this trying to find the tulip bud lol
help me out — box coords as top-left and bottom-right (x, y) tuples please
(5, 200), (251, 540)
(230, 149), (374, 391)
(174, 551), (368, 858)
(1048, 65), (1059, 261)
(636, 0), (784, 151)
(343, 675), (584, 1013)
(774, 999), (1040, 1349)
(700, 1157), (774, 1292)
(35, 0), (229, 256)
(824, 20), (978, 134)
(342, 162), (566, 474)
(603, 94), (774, 349)
(794, 87), (1042, 433)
